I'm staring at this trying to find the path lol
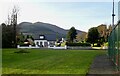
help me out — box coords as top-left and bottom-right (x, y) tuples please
(87, 54), (119, 76)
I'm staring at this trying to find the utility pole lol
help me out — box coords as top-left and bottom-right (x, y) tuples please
(112, 0), (115, 28)
(118, 1), (120, 21)
(111, 0), (115, 61)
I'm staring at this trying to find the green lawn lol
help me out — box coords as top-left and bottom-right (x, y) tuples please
(2, 49), (106, 75)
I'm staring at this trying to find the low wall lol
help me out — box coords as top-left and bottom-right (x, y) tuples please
(48, 45), (67, 49)
(67, 46), (92, 50)
(17, 45), (39, 49)
(17, 45), (93, 50)
(17, 45), (67, 49)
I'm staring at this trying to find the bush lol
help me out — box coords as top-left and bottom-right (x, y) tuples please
(14, 49), (30, 53)
(17, 42), (24, 46)
(19, 44), (29, 46)
(104, 42), (108, 46)
(66, 42), (91, 47)
(94, 44), (101, 47)
(61, 42), (66, 47)
(55, 43), (61, 47)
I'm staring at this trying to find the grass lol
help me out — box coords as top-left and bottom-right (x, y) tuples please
(2, 49), (106, 75)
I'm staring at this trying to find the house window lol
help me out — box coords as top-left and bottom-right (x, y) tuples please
(36, 42), (39, 45)
(49, 41), (55, 47)
(44, 42), (48, 47)
(40, 42), (42, 45)
(40, 35), (45, 39)
(40, 42), (43, 47)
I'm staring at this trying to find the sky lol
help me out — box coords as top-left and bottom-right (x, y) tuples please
(0, 0), (119, 32)
(118, 1), (120, 20)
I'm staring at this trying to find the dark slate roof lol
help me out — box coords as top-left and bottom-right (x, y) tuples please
(23, 33), (57, 41)
(34, 34), (57, 41)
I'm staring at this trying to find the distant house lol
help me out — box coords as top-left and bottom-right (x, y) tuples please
(17, 33), (67, 49)
(34, 35), (48, 47)
(33, 35), (58, 47)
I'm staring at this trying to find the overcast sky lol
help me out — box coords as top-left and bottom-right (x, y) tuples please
(0, 0), (119, 32)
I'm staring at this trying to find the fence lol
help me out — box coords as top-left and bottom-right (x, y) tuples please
(108, 21), (120, 71)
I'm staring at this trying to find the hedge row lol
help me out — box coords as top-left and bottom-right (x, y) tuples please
(66, 42), (91, 47)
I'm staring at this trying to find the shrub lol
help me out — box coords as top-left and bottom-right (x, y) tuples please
(94, 44), (101, 47)
(104, 42), (108, 46)
(17, 42), (24, 46)
(55, 43), (61, 47)
(66, 42), (91, 47)
(19, 44), (29, 46)
(61, 42), (66, 47)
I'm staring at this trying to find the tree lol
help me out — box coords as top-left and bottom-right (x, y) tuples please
(76, 32), (87, 42)
(97, 24), (108, 43)
(2, 6), (19, 48)
(76, 33), (81, 42)
(108, 25), (112, 36)
(11, 6), (19, 48)
(67, 27), (77, 43)
(87, 27), (99, 46)
(17, 33), (25, 45)
(2, 23), (14, 48)
(98, 37), (105, 46)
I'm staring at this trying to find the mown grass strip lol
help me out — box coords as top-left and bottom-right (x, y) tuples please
(2, 49), (106, 74)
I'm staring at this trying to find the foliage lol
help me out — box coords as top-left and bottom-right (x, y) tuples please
(66, 42), (91, 47)
(87, 27), (99, 46)
(67, 27), (77, 43)
(93, 43), (101, 47)
(76, 32), (87, 42)
(24, 35), (34, 45)
(55, 43), (61, 47)
(2, 6), (19, 48)
(17, 34), (35, 46)
(97, 24), (109, 43)
(86, 24), (112, 47)
(17, 33), (25, 45)
(2, 49), (106, 74)
(1, 23), (34, 48)
(104, 42), (108, 46)
(61, 42), (66, 47)
(97, 37), (105, 46)
(2, 23), (14, 48)
(25, 35), (34, 41)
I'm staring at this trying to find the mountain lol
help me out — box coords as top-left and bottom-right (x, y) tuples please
(18, 22), (86, 40)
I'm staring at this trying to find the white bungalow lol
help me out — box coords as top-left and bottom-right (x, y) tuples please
(17, 34), (66, 49)
(34, 35), (56, 47)
(34, 35), (48, 47)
